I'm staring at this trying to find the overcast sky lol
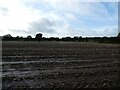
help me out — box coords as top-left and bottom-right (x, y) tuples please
(0, 0), (119, 38)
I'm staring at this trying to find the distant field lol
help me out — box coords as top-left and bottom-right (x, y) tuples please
(2, 41), (120, 89)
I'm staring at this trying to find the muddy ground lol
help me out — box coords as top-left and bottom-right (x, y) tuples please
(2, 41), (120, 89)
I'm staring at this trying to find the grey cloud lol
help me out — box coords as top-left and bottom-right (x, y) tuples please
(29, 18), (56, 34)
(0, 7), (9, 16)
(103, 28), (118, 36)
(8, 29), (32, 37)
(9, 29), (29, 34)
(72, 27), (118, 37)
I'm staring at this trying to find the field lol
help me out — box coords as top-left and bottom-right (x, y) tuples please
(2, 41), (120, 89)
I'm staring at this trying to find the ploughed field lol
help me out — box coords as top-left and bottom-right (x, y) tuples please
(2, 41), (120, 88)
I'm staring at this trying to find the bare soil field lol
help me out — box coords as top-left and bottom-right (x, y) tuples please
(2, 41), (120, 89)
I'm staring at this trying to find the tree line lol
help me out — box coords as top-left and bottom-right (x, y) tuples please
(1, 32), (120, 44)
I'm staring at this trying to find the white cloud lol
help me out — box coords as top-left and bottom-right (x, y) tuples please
(0, 0), (43, 36)
(0, 0), (118, 37)
(27, 0), (119, 2)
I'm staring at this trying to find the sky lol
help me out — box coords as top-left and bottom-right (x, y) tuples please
(0, 0), (119, 38)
